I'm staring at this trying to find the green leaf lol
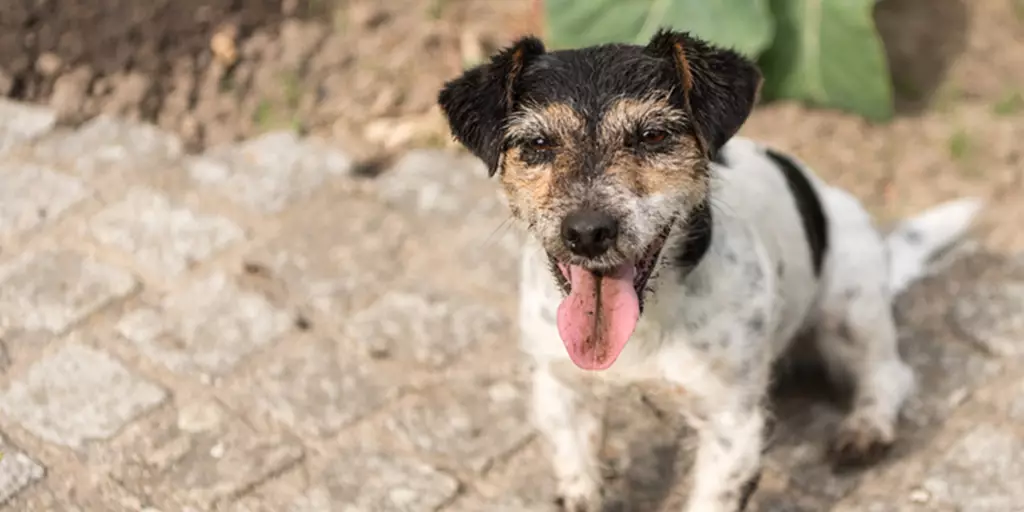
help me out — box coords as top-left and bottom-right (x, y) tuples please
(758, 0), (894, 121)
(544, 0), (775, 58)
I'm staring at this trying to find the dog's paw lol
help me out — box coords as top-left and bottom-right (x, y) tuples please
(553, 476), (604, 512)
(828, 414), (895, 470)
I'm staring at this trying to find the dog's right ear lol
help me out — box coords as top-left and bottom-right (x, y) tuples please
(438, 37), (546, 176)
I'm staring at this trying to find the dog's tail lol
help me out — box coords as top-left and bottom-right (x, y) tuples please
(885, 197), (984, 295)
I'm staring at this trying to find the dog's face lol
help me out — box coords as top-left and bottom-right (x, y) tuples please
(438, 30), (761, 370)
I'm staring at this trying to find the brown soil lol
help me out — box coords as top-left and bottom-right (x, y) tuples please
(0, 0), (1021, 252)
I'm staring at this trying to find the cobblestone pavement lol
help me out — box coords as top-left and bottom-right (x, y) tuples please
(0, 97), (1022, 511)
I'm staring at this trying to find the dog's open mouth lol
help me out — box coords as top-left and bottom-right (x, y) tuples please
(547, 222), (673, 371)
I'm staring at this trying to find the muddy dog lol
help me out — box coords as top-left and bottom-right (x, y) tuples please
(436, 29), (982, 512)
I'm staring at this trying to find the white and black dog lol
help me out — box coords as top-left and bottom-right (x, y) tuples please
(437, 29), (982, 512)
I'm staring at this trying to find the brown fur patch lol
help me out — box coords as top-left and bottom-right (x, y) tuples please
(501, 102), (586, 215)
(599, 97), (706, 198)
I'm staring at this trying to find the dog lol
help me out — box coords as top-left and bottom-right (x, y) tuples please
(437, 28), (982, 512)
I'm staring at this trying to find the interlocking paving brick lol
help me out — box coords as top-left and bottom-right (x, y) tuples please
(0, 100), (56, 156)
(289, 449), (459, 512)
(0, 162), (89, 240)
(248, 197), (411, 314)
(117, 273), (291, 377)
(0, 434), (45, 505)
(951, 281), (1024, 357)
(240, 336), (401, 439)
(107, 400), (303, 511)
(27, 116), (183, 177)
(446, 443), (555, 512)
(386, 377), (531, 474)
(345, 288), (509, 368)
(918, 423), (1024, 511)
(89, 188), (245, 276)
(188, 131), (351, 213)
(0, 250), (138, 335)
(375, 149), (505, 219)
(0, 344), (166, 450)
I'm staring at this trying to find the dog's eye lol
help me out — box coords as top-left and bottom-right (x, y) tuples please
(640, 129), (668, 145)
(527, 136), (555, 151)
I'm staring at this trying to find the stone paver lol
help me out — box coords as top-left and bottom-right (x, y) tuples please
(0, 162), (89, 240)
(106, 400), (303, 511)
(345, 287), (509, 368)
(0, 344), (166, 450)
(117, 273), (292, 378)
(89, 187), (246, 277)
(290, 448), (459, 512)
(238, 335), (401, 439)
(0, 100), (56, 156)
(187, 131), (352, 214)
(385, 376), (532, 474)
(0, 434), (45, 505)
(0, 100), (1021, 510)
(0, 250), (137, 335)
(25, 116), (183, 177)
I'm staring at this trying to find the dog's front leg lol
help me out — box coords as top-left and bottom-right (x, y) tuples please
(663, 357), (769, 512)
(532, 363), (606, 511)
(686, 397), (766, 512)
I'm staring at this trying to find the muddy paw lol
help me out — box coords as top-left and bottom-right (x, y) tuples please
(828, 415), (895, 470)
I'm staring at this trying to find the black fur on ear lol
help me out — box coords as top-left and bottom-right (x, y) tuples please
(437, 37), (546, 176)
(644, 28), (762, 157)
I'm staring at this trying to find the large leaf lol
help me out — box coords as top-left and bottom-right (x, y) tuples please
(544, 0), (775, 58)
(758, 0), (893, 121)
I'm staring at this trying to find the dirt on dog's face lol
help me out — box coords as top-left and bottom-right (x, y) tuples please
(438, 30), (761, 370)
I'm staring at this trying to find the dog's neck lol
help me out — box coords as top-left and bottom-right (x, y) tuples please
(671, 198), (714, 278)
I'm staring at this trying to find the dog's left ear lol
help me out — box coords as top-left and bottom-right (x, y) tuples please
(438, 37), (546, 176)
(644, 29), (762, 156)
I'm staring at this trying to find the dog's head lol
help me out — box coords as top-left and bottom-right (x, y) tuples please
(438, 29), (761, 370)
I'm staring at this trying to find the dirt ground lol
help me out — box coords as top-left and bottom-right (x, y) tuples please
(1, 0), (1021, 251)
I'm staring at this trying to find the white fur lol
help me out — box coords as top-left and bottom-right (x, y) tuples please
(519, 136), (982, 512)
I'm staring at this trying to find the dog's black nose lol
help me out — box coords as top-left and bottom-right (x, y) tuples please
(561, 210), (619, 258)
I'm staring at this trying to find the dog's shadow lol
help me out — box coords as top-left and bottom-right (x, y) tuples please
(597, 253), (1001, 511)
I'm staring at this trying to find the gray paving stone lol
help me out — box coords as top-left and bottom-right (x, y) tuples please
(27, 116), (183, 177)
(0, 344), (166, 450)
(289, 449), (459, 512)
(345, 288), (509, 368)
(0, 162), (89, 240)
(188, 131), (351, 214)
(117, 273), (291, 377)
(0, 250), (138, 336)
(249, 196), (411, 314)
(107, 400), (303, 511)
(951, 281), (1024, 357)
(386, 377), (531, 474)
(398, 215), (523, 305)
(0, 100), (56, 156)
(375, 149), (505, 219)
(89, 187), (245, 276)
(241, 336), (401, 439)
(446, 443), (555, 512)
(0, 434), (45, 505)
(918, 423), (1024, 511)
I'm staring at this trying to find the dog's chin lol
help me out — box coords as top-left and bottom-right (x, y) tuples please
(546, 221), (674, 313)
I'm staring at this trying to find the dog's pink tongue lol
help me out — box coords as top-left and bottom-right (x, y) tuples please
(556, 263), (640, 370)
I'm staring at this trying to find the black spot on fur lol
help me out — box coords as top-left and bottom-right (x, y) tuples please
(776, 261), (785, 278)
(901, 228), (924, 244)
(737, 469), (762, 511)
(674, 199), (714, 275)
(747, 310), (766, 335)
(765, 148), (829, 277)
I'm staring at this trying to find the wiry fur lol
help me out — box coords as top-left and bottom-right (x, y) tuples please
(438, 29), (982, 512)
